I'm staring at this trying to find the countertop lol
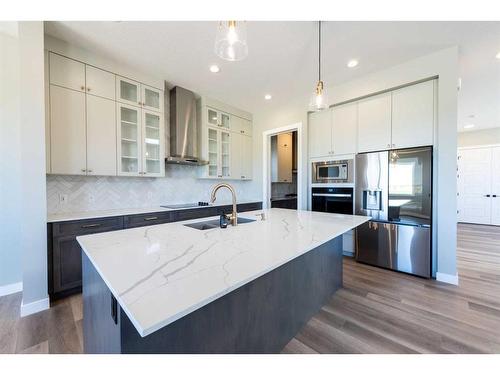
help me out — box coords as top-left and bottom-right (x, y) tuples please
(77, 208), (369, 337)
(47, 200), (260, 223)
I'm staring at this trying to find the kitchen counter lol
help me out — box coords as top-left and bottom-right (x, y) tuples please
(47, 200), (260, 223)
(78, 208), (369, 340)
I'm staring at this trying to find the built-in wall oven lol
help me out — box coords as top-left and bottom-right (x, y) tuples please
(312, 160), (353, 184)
(311, 187), (354, 215)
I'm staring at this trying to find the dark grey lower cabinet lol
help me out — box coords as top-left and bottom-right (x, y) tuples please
(48, 202), (262, 300)
(83, 235), (342, 354)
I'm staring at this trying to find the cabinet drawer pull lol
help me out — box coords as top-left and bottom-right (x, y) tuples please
(81, 223), (101, 228)
(80, 86), (85, 91)
(87, 87), (91, 92)
(143, 216), (158, 221)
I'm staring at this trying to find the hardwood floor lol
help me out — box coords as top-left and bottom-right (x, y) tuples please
(282, 223), (500, 353)
(1, 223), (499, 354)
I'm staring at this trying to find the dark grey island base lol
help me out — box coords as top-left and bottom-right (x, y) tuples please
(83, 236), (343, 354)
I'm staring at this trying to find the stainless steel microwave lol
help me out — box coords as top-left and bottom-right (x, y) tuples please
(312, 159), (353, 183)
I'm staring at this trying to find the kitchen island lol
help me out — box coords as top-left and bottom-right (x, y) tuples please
(77, 208), (369, 353)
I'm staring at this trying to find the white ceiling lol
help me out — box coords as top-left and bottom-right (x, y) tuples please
(44, 21), (500, 132)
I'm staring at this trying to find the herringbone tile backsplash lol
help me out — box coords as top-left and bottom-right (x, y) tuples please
(47, 165), (258, 214)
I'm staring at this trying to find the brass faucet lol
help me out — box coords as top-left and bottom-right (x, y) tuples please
(210, 183), (238, 226)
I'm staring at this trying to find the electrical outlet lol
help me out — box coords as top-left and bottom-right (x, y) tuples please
(59, 194), (68, 205)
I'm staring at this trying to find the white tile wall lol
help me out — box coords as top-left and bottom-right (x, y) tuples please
(47, 165), (259, 214)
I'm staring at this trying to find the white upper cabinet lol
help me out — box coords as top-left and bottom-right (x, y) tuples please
(50, 85), (87, 175)
(142, 85), (163, 113)
(357, 92), (392, 153)
(391, 80), (434, 149)
(308, 109), (332, 158)
(232, 116), (252, 136)
(85, 65), (115, 100)
(200, 99), (253, 180)
(116, 76), (142, 107)
(49, 53), (85, 92)
(117, 103), (142, 176)
(240, 134), (253, 180)
(141, 110), (165, 177)
(86, 95), (116, 176)
(332, 102), (357, 156)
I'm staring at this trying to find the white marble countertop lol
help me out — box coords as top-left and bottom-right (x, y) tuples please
(77, 208), (369, 337)
(47, 200), (260, 223)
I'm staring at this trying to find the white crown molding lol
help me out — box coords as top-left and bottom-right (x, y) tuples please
(436, 272), (459, 285)
(20, 297), (49, 317)
(0, 282), (23, 297)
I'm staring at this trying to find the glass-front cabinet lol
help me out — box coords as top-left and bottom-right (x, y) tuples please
(142, 85), (163, 113)
(206, 107), (231, 130)
(116, 76), (141, 107)
(117, 76), (163, 113)
(117, 103), (164, 177)
(206, 127), (231, 178)
(117, 103), (141, 175)
(200, 99), (252, 180)
(142, 110), (164, 176)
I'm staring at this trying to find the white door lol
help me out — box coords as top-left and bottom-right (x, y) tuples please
(392, 80), (434, 149)
(50, 85), (87, 175)
(141, 85), (163, 113)
(357, 92), (392, 153)
(49, 53), (86, 92)
(116, 76), (141, 107)
(85, 65), (115, 100)
(117, 103), (142, 176)
(491, 147), (500, 225)
(241, 134), (253, 180)
(308, 109), (332, 158)
(332, 102), (357, 155)
(86, 95), (116, 176)
(457, 148), (492, 224)
(141, 110), (165, 177)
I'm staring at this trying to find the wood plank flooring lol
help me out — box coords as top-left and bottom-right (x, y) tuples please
(1, 223), (499, 354)
(282, 223), (500, 353)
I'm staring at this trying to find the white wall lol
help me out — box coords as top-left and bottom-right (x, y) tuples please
(0, 23), (22, 292)
(458, 127), (500, 147)
(18, 22), (49, 314)
(251, 47), (459, 281)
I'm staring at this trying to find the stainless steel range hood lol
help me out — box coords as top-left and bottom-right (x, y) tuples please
(166, 86), (208, 166)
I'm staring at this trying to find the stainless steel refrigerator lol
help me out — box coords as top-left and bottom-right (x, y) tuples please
(355, 146), (432, 278)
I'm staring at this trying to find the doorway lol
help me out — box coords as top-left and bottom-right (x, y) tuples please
(262, 123), (303, 210)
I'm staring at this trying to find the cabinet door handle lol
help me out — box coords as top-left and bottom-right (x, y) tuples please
(387, 144), (391, 148)
(81, 223), (101, 228)
(485, 194), (491, 197)
(493, 195), (497, 198)
(87, 169), (93, 173)
(241, 175), (245, 179)
(143, 216), (158, 221)
(87, 87), (91, 92)
(80, 86), (85, 91)
(110, 293), (118, 325)
(81, 168), (86, 172)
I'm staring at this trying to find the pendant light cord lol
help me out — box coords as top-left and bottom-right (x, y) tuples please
(318, 20), (321, 82)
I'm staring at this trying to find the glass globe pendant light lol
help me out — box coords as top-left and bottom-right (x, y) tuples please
(309, 21), (328, 111)
(215, 21), (248, 61)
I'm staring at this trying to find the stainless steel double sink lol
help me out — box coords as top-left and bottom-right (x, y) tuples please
(184, 217), (256, 230)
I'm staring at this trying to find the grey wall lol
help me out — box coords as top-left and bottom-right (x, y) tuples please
(458, 127), (500, 147)
(0, 23), (22, 289)
(18, 22), (48, 311)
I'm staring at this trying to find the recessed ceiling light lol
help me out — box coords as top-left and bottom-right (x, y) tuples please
(496, 52), (500, 59)
(464, 124), (475, 129)
(264, 94), (272, 100)
(347, 59), (359, 68)
(209, 65), (220, 73)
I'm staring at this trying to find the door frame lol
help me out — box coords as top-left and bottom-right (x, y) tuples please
(262, 122), (304, 209)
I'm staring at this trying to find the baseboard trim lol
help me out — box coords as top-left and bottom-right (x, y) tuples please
(20, 296), (49, 317)
(342, 251), (355, 257)
(0, 282), (23, 297)
(436, 272), (459, 285)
